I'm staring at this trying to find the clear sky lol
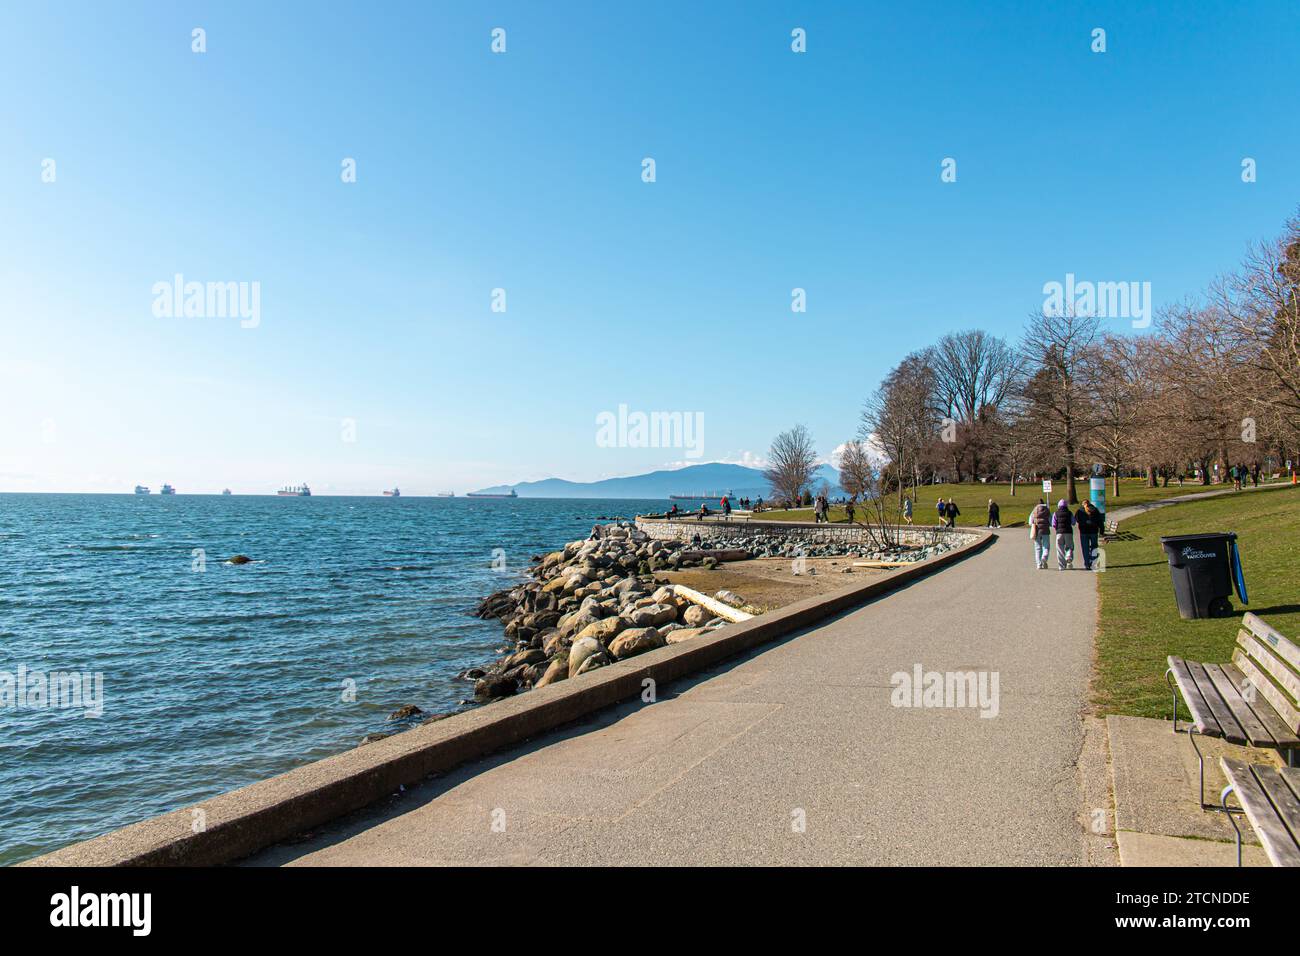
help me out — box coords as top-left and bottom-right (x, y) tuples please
(2, 1), (1296, 494)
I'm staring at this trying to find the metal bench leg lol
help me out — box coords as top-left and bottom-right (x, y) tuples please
(1164, 668), (1178, 734)
(1189, 727), (1208, 808)
(1221, 785), (1242, 866)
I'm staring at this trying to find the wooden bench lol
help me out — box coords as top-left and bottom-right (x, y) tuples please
(1165, 613), (1300, 809)
(1219, 758), (1300, 866)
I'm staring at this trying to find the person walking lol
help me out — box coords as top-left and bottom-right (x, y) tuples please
(936, 498), (946, 525)
(902, 495), (913, 525)
(721, 495), (731, 520)
(1029, 499), (1051, 569)
(1075, 499), (1103, 571)
(944, 497), (959, 528)
(1050, 498), (1074, 570)
(986, 498), (1001, 528)
(845, 499), (856, 524)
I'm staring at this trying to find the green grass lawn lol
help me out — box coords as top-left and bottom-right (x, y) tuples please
(752, 478), (1285, 528)
(1091, 484), (1300, 719)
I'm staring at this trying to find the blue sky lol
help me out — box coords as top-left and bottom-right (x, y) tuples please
(2, 1), (1296, 494)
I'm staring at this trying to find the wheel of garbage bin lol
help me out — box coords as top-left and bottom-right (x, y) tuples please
(1209, 597), (1234, 617)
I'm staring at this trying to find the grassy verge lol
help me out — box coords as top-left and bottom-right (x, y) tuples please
(751, 479), (1287, 528)
(1091, 484), (1300, 719)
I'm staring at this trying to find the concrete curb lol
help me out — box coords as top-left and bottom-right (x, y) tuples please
(24, 527), (993, 867)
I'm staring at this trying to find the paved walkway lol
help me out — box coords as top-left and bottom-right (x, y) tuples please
(249, 532), (1098, 866)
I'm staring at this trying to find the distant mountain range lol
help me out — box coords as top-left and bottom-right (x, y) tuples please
(472, 462), (843, 499)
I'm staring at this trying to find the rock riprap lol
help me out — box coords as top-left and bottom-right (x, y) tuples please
(469, 522), (745, 701)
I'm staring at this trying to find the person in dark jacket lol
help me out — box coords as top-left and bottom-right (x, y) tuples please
(986, 499), (1001, 528)
(1050, 499), (1074, 569)
(944, 498), (959, 528)
(1075, 500), (1104, 571)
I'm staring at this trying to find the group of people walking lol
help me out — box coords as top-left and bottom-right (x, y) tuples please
(1028, 498), (1105, 571)
(934, 497), (960, 528)
(900, 492), (1106, 571)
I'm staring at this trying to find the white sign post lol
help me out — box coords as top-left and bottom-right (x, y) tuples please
(1042, 479), (1052, 495)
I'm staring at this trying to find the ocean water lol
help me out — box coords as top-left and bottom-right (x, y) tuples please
(0, 493), (663, 865)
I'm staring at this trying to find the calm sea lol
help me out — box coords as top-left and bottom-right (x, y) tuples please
(0, 493), (663, 865)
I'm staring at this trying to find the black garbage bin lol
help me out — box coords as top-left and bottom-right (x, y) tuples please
(1159, 532), (1246, 619)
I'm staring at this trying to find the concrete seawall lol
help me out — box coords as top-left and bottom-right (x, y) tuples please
(25, 524), (991, 867)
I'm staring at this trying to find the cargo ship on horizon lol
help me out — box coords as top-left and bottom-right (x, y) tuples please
(277, 484), (311, 497)
(466, 489), (517, 499)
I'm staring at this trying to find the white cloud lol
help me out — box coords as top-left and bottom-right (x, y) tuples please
(826, 436), (888, 469)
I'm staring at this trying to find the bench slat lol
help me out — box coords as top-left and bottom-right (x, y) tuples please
(1221, 759), (1300, 867)
(1254, 766), (1300, 850)
(1188, 661), (1247, 744)
(1231, 649), (1300, 746)
(1168, 657), (1223, 737)
(1223, 663), (1300, 749)
(1244, 613), (1300, 675)
(1237, 630), (1300, 724)
(1204, 663), (1278, 747)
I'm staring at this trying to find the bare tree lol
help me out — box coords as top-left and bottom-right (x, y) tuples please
(763, 425), (818, 505)
(862, 350), (938, 503)
(1210, 209), (1300, 444)
(836, 438), (901, 549)
(1020, 309), (1103, 504)
(1087, 333), (1153, 497)
(930, 330), (1017, 481)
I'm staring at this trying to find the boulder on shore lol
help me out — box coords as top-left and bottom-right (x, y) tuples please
(535, 657), (569, 688)
(569, 636), (605, 677)
(609, 627), (667, 660)
(628, 603), (677, 628)
(474, 673), (518, 700)
(682, 605), (710, 627)
(574, 616), (626, 646)
(387, 704), (424, 721)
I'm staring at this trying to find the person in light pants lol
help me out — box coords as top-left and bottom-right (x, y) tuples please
(1050, 499), (1075, 570)
(1029, 499), (1051, 569)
